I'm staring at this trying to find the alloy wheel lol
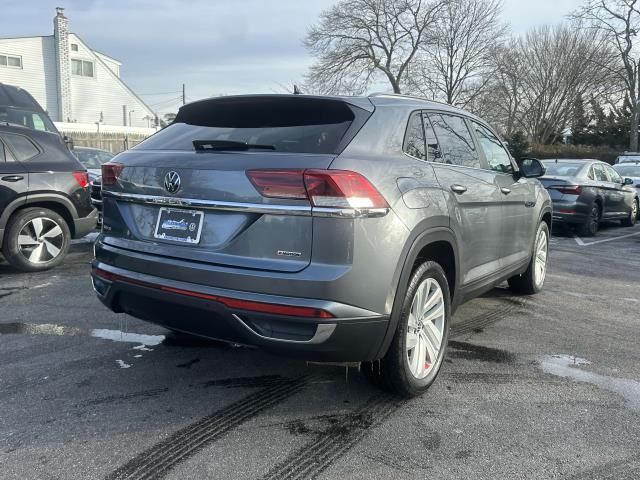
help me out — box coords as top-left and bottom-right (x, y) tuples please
(406, 277), (445, 380)
(534, 227), (548, 287)
(17, 217), (65, 264)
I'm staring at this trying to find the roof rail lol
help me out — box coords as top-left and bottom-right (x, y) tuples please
(368, 92), (456, 109)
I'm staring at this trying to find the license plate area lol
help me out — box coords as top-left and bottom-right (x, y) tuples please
(153, 207), (204, 244)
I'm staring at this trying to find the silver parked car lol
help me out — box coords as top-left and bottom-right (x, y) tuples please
(91, 94), (551, 397)
(540, 159), (638, 236)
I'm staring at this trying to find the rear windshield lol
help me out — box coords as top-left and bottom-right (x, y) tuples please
(614, 164), (640, 176)
(541, 161), (585, 176)
(0, 106), (58, 134)
(136, 97), (364, 154)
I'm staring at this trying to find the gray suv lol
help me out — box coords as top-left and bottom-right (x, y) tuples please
(91, 94), (551, 397)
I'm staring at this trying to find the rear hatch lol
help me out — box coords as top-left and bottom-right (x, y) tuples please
(101, 95), (373, 273)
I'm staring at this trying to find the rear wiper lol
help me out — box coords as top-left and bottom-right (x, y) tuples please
(193, 140), (275, 152)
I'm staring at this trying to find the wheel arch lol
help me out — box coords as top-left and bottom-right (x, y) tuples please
(374, 226), (460, 360)
(1, 194), (77, 246)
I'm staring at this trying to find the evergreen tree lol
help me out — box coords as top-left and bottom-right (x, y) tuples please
(506, 131), (530, 160)
(570, 94), (589, 145)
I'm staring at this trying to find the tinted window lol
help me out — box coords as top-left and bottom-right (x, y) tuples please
(2, 133), (39, 161)
(541, 161), (585, 176)
(593, 164), (609, 181)
(613, 164), (640, 176)
(403, 112), (425, 160)
(422, 113), (442, 162)
(605, 165), (622, 183)
(74, 149), (112, 169)
(472, 122), (513, 173)
(139, 97), (363, 155)
(428, 113), (479, 168)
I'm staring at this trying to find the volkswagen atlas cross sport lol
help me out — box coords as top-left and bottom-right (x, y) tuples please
(91, 94), (551, 397)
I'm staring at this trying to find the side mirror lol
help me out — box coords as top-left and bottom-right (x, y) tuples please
(624, 177), (634, 186)
(519, 158), (546, 178)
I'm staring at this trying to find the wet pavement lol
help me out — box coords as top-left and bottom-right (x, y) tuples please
(1, 223), (639, 479)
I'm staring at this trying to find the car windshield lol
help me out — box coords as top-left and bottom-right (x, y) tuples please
(541, 161), (585, 176)
(0, 106), (58, 133)
(613, 164), (640, 176)
(74, 149), (114, 169)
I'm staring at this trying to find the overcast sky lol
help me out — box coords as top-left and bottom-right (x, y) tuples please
(5, 0), (584, 114)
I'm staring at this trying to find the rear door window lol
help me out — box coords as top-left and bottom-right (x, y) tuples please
(422, 113), (443, 162)
(2, 133), (40, 161)
(137, 97), (369, 155)
(593, 164), (609, 182)
(428, 113), (479, 168)
(403, 111), (426, 160)
(605, 165), (622, 184)
(472, 122), (513, 174)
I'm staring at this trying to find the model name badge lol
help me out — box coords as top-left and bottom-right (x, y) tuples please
(277, 250), (302, 257)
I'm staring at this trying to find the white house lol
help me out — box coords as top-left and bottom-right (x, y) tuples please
(0, 8), (155, 128)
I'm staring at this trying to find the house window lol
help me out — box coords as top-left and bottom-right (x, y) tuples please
(71, 59), (94, 77)
(0, 53), (22, 69)
(71, 43), (79, 51)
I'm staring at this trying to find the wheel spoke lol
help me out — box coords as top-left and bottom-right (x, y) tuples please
(421, 331), (438, 364)
(423, 302), (444, 323)
(31, 218), (44, 238)
(28, 243), (45, 262)
(416, 334), (427, 372)
(43, 239), (60, 258)
(407, 311), (419, 329)
(17, 234), (38, 246)
(424, 318), (443, 346)
(42, 225), (62, 239)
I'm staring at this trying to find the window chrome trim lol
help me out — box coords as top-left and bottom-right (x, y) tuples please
(102, 191), (388, 218)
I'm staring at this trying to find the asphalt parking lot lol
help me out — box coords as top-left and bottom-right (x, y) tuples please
(1, 224), (639, 480)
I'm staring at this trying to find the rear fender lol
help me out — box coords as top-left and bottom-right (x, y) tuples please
(373, 226), (460, 359)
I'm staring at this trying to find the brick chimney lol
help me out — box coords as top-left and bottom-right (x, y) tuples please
(54, 7), (72, 122)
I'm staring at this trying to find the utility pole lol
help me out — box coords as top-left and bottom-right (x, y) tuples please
(182, 83), (186, 105)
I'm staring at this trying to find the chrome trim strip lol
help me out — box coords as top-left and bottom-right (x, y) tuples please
(103, 191), (312, 216)
(232, 314), (336, 344)
(102, 191), (389, 218)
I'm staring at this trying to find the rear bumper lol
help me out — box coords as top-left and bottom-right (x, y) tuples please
(91, 262), (389, 362)
(549, 198), (589, 224)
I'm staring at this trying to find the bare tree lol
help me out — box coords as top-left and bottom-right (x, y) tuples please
(304, 0), (444, 94)
(472, 24), (614, 143)
(409, 0), (507, 107)
(573, 0), (640, 151)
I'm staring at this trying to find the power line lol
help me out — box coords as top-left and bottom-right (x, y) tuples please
(138, 91), (182, 96)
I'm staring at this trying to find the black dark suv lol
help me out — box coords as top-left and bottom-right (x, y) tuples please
(0, 124), (97, 271)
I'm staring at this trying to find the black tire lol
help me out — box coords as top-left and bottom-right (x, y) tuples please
(363, 261), (451, 398)
(1, 208), (71, 272)
(621, 198), (638, 227)
(577, 203), (600, 237)
(508, 222), (549, 295)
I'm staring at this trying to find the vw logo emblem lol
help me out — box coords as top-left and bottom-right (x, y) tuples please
(164, 171), (181, 194)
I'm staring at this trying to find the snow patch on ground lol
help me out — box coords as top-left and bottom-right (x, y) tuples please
(116, 360), (131, 369)
(90, 329), (165, 346)
(539, 354), (640, 411)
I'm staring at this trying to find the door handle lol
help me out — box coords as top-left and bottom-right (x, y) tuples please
(501, 187), (511, 195)
(1, 175), (24, 182)
(450, 184), (467, 194)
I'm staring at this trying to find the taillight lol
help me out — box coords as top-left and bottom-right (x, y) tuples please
(246, 169), (307, 199)
(72, 171), (89, 188)
(304, 170), (388, 208)
(246, 169), (388, 209)
(101, 162), (124, 185)
(549, 185), (582, 195)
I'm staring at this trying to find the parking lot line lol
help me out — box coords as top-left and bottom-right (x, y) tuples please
(573, 231), (640, 246)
